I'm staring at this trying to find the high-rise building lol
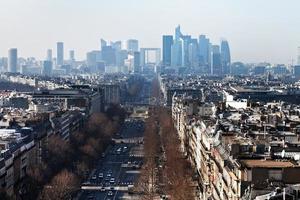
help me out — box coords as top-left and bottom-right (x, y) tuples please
(162, 35), (173, 66)
(69, 50), (75, 61)
(221, 40), (231, 74)
(57, 42), (64, 66)
(211, 45), (222, 75)
(116, 50), (128, 67)
(47, 49), (52, 61)
(175, 25), (183, 41)
(181, 35), (192, 67)
(171, 39), (183, 68)
(42, 60), (53, 77)
(133, 51), (141, 73)
(171, 25), (184, 68)
(127, 39), (139, 52)
(188, 39), (199, 68)
(294, 65), (300, 78)
(102, 46), (116, 66)
(111, 41), (122, 51)
(101, 39), (107, 50)
(87, 51), (102, 72)
(8, 48), (18, 73)
(199, 35), (210, 66)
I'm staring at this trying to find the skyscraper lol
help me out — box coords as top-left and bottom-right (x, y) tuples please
(127, 39), (139, 52)
(42, 60), (53, 77)
(101, 39), (107, 50)
(175, 25), (183, 41)
(57, 42), (64, 66)
(87, 51), (102, 73)
(211, 45), (222, 75)
(171, 40), (183, 68)
(162, 35), (173, 66)
(188, 39), (199, 68)
(181, 35), (192, 67)
(69, 50), (75, 61)
(199, 35), (210, 66)
(47, 49), (52, 61)
(221, 40), (231, 74)
(8, 48), (18, 73)
(133, 51), (141, 73)
(171, 25), (183, 68)
(111, 41), (122, 51)
(294, 65), (300, 78)
(102, 46), (116, 66)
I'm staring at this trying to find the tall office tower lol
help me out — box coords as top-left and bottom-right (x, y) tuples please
(171, 25), (184, 68)
(111, 41), (122, 51)
(181, 35), (192, 67)
(294, 65), (300, 78)
(116, 50), (128, 67)
(102, 46), (116, 66)
(175, 25), (183, 41)
(8, 48), (18, 73)
(171, 40), (183, 68)
(199, 35), (210, 66)
(127, 39), (139, 52)
(87, 51), (102, 73)
(162, 35), (173, 66)
(69, 50), (75, 61)
(188, 39), (199, 68)
(42, 60), (53, 77)
(47, 49), (52, 61)
(101, 39), (107, 50)
(297, 47), (300, 65)
(133, 51), (141, 73)
(221, 40), (231, 74)
(57, 42), (64, 66)
(211, 45), (222, 75)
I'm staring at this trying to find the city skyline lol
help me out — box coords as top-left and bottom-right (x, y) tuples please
(0, 0), (300, 64)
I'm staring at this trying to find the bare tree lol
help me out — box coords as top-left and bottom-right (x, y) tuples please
(39, 169), (79, 200)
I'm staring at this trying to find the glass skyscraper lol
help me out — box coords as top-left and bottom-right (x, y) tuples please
(8, 48), (18, 73)
(57, 42), (64, 66)
(212, 45), (222, 75)
(199, 35), (210, 66)
(221, 40), (231, 74)
(162, 35), (173, 66)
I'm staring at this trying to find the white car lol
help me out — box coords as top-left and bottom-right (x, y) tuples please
(108, 191), (114, 196)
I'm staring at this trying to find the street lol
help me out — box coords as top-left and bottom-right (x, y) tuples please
(79, 119), (145, 200)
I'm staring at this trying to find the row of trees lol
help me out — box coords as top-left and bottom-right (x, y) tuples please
(23, 105), (126, 200)
(158, 107), (194, 200)
(135, 113), (160, 200)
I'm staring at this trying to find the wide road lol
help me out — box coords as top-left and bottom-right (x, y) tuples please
(80, 119), (145, 200)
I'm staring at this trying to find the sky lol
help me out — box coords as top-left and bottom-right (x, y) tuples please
(0, 0), (300, 64)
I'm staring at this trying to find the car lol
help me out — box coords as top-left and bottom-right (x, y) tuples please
(110, 178), (115, 184)
(87, 194), (95, 200)
(105, 177), (110, 181)
(91, 175), (97, 180)
(108, 191), (114, 196)
(98, 173), (103, 178)
(100, 187), (105, 192)
(106, 173), (112, 177)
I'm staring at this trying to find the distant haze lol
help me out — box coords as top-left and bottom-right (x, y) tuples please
(0, 0), (300, 64)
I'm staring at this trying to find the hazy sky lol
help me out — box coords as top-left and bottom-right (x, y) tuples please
(0, 0), (300, 64)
